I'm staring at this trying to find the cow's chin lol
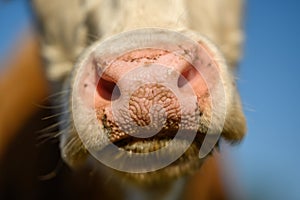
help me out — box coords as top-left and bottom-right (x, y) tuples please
(91, 139), (208, 187)
(81, 128), (212, 187)
(116, 144), (205, 187)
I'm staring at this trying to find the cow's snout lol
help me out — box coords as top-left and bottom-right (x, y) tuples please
(66, 29), (246, 171)
(95, 48), (206, 141)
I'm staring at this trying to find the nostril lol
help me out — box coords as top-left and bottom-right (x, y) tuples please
(177, 66), (197, 88)
(177, 74), (188, 88)
(97, 77), (121, 101)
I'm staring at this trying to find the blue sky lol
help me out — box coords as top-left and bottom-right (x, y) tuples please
(0, 0), (31, 63)
(235, 1), (300, 199)
(0, 1), (300, 199)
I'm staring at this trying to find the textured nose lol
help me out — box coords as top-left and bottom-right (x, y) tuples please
(98, 63), (186, 127)
(95, 48), (202, 140)
(128, 83), (180, 127)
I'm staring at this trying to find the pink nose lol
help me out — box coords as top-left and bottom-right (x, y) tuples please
(90, 47), (217, 140)
(96, 48), (207, 103)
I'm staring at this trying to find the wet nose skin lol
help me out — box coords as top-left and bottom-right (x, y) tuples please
(91, 46), (219, 142)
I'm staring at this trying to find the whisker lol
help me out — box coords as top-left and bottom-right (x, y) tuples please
(42, 110), (70, 120)
(36, 129), (66, 146)
(33, 89), (70, 109)
(36, 120), (68, 134)
(37, 132), (58, 139)
(34, 102), (68, 109)
(36, 136), (58, 146)
(42, 89), (70, 101)
(53, 130), (65, 138)
(37, 129), (65, 138)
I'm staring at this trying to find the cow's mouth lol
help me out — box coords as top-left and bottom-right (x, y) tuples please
(112, 129), (205, 154)
(98, 129), (211, 185)
(107, 130), (210, 186)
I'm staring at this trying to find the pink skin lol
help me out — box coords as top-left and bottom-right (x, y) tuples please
(78, 44), (220, 143)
